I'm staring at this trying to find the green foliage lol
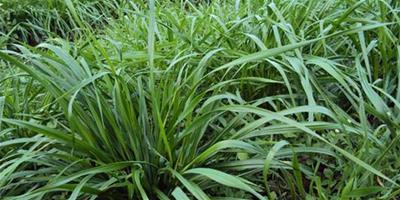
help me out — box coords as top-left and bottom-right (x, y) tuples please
(1, 0), (400, 199)
(0, 0), (124, 45)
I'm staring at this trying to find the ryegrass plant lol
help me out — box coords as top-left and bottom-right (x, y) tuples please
(1, 0), (400, 199)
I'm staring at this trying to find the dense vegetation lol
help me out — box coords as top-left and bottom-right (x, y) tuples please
(1, 0), (400, 199)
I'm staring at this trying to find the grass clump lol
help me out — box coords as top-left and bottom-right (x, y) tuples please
(1, 0), (400, 199)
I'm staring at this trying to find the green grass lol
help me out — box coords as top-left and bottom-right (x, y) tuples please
(1, 0), (400, 199)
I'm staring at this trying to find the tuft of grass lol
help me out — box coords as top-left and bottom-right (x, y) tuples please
(1, 0), (400, 199)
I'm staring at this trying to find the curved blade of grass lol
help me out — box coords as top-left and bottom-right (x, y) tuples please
(186, 140), (261, 170)
(169, 168), (210, 200)
(68, 174), (95, 200)
(0, 96), (4, 130)
(134, 170), (149, 200)
(185, 168), (265, 200)
(172, 187), (190, 200)
(263, 140), (289, 198)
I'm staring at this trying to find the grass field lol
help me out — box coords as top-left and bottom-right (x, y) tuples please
(1, 0), (400, 199)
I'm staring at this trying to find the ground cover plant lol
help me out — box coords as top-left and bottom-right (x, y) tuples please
(1, 0), (400, 199)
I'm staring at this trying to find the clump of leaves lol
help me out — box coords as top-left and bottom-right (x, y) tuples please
(1, 0), (400, 199)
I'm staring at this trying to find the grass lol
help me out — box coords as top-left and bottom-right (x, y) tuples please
(1, 0), (400, 199)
